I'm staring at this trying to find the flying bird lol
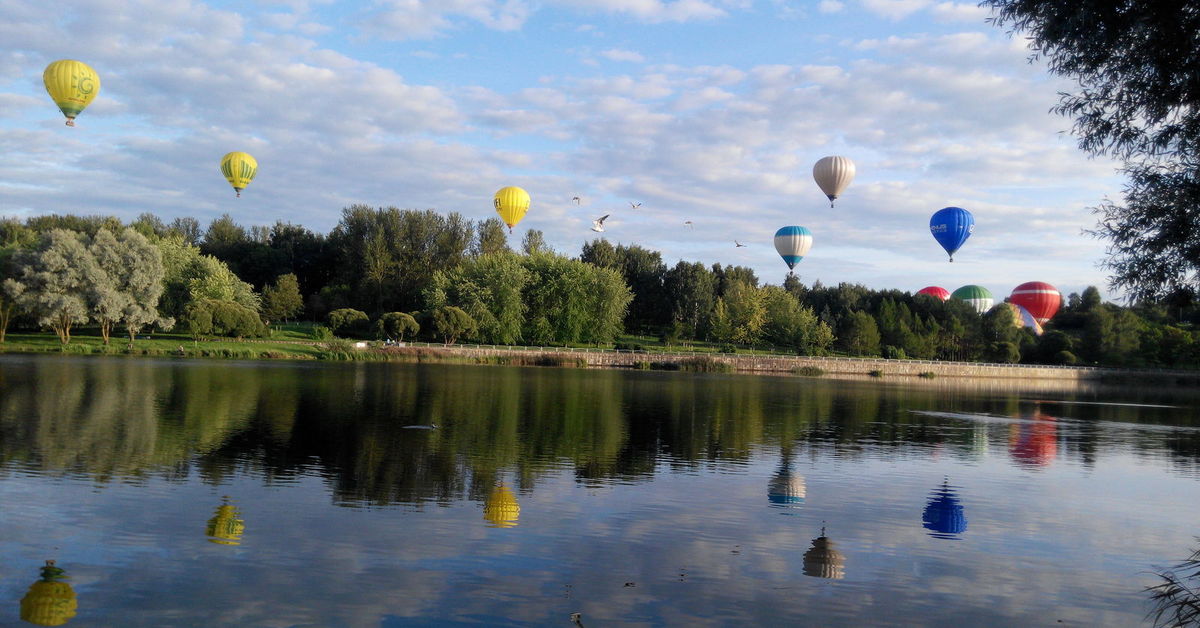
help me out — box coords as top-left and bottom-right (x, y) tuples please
(735, 240), (746, 247)
(629, 201), (642, 209)
(684, 220), (693, 228)
(572, 196), (581, 205)
(591, 214), (609, 232)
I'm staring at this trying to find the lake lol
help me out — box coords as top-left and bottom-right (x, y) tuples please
(0, 354), (1197, 627)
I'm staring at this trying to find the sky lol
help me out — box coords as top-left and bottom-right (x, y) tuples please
(0, 0), (1126, 301)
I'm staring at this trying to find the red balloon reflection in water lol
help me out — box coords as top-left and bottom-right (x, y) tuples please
(1009, 413), (1057, 467)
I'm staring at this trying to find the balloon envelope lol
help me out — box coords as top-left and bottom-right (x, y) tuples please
(929, 207), (974, 261)
(494, 186), (531, 231)
(773, 226), (813, 270)
(220, 152), (258, 197)
(484, 485), (520, 528)
(951, 285), (993, 314)
(1002, 302), (1044, 335)
(922, 483), (967, 538)
(812, 156), (855, 206)
(1010, 281), (1061, 324)
(917, 286), (950, 301)
(43, 60), (100, 126)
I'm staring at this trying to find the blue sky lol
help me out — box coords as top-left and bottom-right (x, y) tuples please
(0, 0), (1125, 300)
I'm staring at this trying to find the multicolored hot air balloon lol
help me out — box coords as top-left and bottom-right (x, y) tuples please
(922, 481), (967, 538)
(20, 561), (77, 627)
(767, 467), (806, 507)
(812, 156), (855, 207)
(917, 286), (950, 301)
(930, 207), (974, 262)
(802, 527), (845, 579)
(773, 226), (813, 272)
(484, 484), (520, 528)
(43, 60), (100, 127)
(1001, 302), (1044, 335)
(494, 186), (531, 233)
(952, 285), (993, 314)
(1010, 282), (1061, 325)
(220, 152), (257, 198)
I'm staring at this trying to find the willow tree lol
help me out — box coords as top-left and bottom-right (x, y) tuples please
(3, 229), (97, 344)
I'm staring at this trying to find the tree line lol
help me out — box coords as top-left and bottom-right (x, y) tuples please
(0, 208), (1196, 367)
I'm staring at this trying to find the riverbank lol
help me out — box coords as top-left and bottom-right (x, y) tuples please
(2, 332), (1196, 387)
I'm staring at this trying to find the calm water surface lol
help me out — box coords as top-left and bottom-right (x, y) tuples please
(0, 354), (1198, 627)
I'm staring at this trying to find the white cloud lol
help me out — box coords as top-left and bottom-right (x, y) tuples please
(930, 1), (989, 23)
(818, 0), (844, 13)
(360, 0), (532, 40)
(859, 0), (932, 20)
(599, 48), (646, 63)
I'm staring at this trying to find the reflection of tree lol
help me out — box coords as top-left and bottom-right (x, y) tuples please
(1147, 539), (1200, 628)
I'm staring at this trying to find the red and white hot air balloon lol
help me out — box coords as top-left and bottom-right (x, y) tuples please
(917, 286), (950, 301)
(1010, 282), (1061, 325)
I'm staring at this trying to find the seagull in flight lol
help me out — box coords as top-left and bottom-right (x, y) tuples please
(591, 214), (609, 232)
(684, 220), (693, 228)
(629, 201), (642, 209)
(572, 196), (581, 205)
(735, 240), (746, 247)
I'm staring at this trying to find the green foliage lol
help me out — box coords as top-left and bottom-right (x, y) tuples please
(328, 308), (370, 335)
(432, 306), (477, 344)
(988, 341), (1021, 364)
(262, 273), (304, 322)
(793, 366), (825, 377)
(426, 252), (528, 345)
(4, 229), (96, 344)
(839, 311), (881, 357)
(868, 370), (884, 377)
(678, 357), (733, 372)
(376, 312), (419, 342)
(310, 325), (334, 341)
(918, 371), (936, 379)
(183, 299), (267, 340)
(1055, 350), (1079, 365)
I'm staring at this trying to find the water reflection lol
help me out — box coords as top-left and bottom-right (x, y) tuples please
(19, 560), (76, 626)
(483, 484), (520, 528)
(1009, 412), (1058, 468)
(767, 448), (806, 509)
(922, 480), (967, 539)
(802, 527), (846, 580)
(206, 497), (246, 546)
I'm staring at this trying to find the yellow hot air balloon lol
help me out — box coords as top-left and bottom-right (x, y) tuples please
(43, 60), (100, 127)
(493, 186), (530, 233)
(483, 484), (520, 528)
(206, 498), (246, 545)
(20, 561), (77, 626)
(220, 152), (258, 197)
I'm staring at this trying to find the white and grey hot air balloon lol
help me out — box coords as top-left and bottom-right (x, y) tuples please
(812, 156), (856, 207)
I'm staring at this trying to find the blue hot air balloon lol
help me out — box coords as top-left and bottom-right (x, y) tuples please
(922, 480), (967, 538)
(773, 226), (813, 271)
(929, 207), (974, 262)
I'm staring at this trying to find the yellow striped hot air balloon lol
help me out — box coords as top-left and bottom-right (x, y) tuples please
(43, 60), (100, 127)
(493, 186), (530, 233)
(220, 152), (258, 197)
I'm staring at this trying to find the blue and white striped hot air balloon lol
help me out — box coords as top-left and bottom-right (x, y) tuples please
(774, 226), (813, 271)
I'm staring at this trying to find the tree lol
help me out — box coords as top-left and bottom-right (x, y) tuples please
(4, 230), (97, 344)
(376, 312), (419, 342)
(425, 251), (529, 345)
(432, 305), (477, 344)
(521, 229), (548, 255)
(761, 286), (834, 354)
(474, 218), (510, 257)
(328, 308), (370, 336)
(663, 261), (716, 340)
(156, 235), (260, 321)
(986, 1), (1200, 300)
(838, 310), (881, 357)
(262, 273), (304, 322)
(91, 228), (171, 346)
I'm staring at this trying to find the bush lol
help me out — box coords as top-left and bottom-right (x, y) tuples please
(918, 371), (936, 379)
(883, 345), (908, 360)
(868, 369), (884, 377)
(793, 366), (825, 377)
(615, 342), (644, 351)
(310, 325), (334, 341)
(328, 308), (370, 336)
(679, 357), (733, 372)
(1055, 350), (1079, 365)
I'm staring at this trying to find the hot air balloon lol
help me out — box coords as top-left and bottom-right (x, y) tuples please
(773, 226), (813, 272)
(812, 156), (855, 207)
(494, 186), (530, 233)
(219, 152), (257, 198)
(1010, 281), (1061, 325)
(206, 497), (245, 545)
(951, 285), (993, 314)
(484, 484), (520, 528)
(802, 527), (845, 579)
(20, 561), (77, 626)
(916, 286), (950, 301)
(767, 467), (806, 507)
(43, 60), (100, 127)
(1000, 302), (1044, 335)
(929, 207), (974, 262)
(922, 480), (967, 538)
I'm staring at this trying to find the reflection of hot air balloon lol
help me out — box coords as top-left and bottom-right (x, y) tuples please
(20, 560), (77, 626)
(220, 152), (257, 198)
(767, 468), (806, 507)
(206, 498), (246, 545)
(494, 186), (531, 233)
(951, 285), (993, 314)
(922, 481), (967, 538)
(916, 286), (950, 301)
(773, 226), (813, 272)
(484, 484), (520, 528)
(43, 60), (100, 127)
(1000, 302), (1044, 335)
(929, 207), (974, 261)
(812, 156), (855, 207)
(1010, 282), (1062, 325)
(1009, 413), (1057, 468)
(802, 527), (845, 579)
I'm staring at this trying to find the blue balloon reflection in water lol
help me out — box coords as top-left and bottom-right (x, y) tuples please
(922, 481), (967, 538)
(767, 462), (806, 509)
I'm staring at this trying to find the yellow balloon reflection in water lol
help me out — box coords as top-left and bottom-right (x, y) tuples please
(220, 152), (258, 197)
(484, 485), (520, 528)
(206, 497), (246, 545)
(43, 60), (100, 127)
(493, 186), (530, 233)
(20, 560), (77, 626)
